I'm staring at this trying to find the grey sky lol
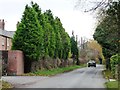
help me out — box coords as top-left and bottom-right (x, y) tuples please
(0, 0), (97, 39)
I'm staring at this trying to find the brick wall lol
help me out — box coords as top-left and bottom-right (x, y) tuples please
(7, 50), (24, 75)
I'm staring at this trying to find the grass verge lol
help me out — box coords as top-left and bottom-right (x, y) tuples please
(103, 69), (119, 89)
(23, 64), (86, 76)
(2, 80), (13, 89)
(105, 81), (119, 89)
(102, 69), (113, 79)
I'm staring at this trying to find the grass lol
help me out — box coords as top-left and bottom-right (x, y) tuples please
(105, 81), (119, 89)
(23, 64), (86, 76)
(102, 69), (113, 79)
(103, 69), (120, 90)
(1, 80), (13, 89)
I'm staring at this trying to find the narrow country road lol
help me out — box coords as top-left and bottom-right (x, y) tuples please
(2, 65), (107, 88)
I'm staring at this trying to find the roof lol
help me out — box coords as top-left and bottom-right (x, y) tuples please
(0, 29), (15, 38)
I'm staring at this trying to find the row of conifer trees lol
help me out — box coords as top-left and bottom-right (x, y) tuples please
(12, 2), (78, 63)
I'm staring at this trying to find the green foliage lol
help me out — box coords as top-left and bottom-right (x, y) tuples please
(12, 4), (43, 61)
(2, 80), (13, 88)
(54, 17), (71, 59)
(110, 54), (119, 77)
(23, 65), (86, 76)
(93, 1), (119, 59)
(102, 70), (113, 79)
(54, 17), (64, 59)
(43, 10), (56, 58)
(63, 32), (71, 59)
(105, 81), (118, 89)
(70, 36), (75, 57)
(12, 1), (72, 64)
(33, 65), (81, 76)
(70, 36), (78, 58)
(70, 32), (79, 65)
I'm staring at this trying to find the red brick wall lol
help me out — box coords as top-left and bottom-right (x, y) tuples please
(7, 50), (24, 75)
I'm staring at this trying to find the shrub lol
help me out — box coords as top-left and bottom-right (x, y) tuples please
(110, 54), (119, 78)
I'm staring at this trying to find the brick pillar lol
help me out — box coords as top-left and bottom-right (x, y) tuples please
(7, 50), (24, 75)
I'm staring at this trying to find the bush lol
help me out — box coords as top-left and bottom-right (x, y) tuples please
(110, 54), (119, 78)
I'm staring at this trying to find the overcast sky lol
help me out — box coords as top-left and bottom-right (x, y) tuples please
(0, 0), (97, 39)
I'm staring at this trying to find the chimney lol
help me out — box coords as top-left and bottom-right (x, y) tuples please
(0, 19), (5, 30)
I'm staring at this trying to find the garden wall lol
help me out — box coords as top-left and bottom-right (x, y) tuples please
(7, 50), (24, 75)
(1, 50), (24, 75)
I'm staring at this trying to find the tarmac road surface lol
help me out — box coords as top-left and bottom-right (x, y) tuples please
(2, 64), (107, 88)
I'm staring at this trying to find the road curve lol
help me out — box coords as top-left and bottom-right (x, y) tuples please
(2, 64), (107, 88)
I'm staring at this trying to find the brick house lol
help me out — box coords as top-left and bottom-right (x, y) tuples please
(0, 19), (24, 75)
(0, 19), (15, 50)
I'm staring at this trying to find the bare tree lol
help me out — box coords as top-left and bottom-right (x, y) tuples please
(75, 0), (118, 22)
(75, 0), (115, 12)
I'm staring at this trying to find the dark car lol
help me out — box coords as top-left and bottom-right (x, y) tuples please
(87, 60), (96, 67)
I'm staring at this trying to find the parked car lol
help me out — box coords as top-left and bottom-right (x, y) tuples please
(87, 60), (96, 67)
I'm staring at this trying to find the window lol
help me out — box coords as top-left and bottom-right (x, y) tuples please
(2, 42), (4, 46)
(2, 37), (4, 46)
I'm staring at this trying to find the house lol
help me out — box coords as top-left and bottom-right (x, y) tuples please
(0, 19), (15, 50)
